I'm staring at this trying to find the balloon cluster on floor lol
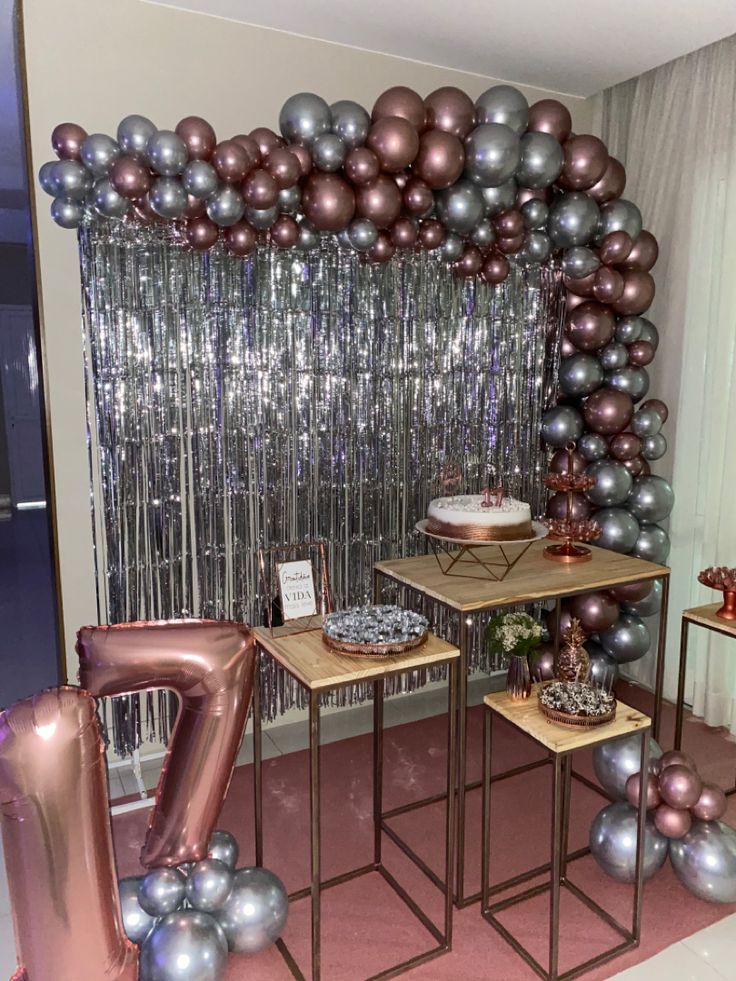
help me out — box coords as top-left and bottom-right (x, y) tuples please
(121, 829), (288, 981)
(590, 733), (736, 902)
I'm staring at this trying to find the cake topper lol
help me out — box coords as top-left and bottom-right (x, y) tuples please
(481, 485), (505, 508)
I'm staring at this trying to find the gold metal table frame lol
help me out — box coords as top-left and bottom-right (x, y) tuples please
(373, 540), (670, 908)
(252, 627), (460, 981)
(481, 690), (652, 981)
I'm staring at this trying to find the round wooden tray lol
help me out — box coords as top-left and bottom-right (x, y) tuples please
(322, 630), (429, 659)
(538, 699), (617, 729)
(415, 518), (548, 547)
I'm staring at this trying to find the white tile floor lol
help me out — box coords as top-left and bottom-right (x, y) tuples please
(2, 682), (736, 978)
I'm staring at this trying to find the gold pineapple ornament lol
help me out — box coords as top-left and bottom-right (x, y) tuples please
(555, 617), (590, 682)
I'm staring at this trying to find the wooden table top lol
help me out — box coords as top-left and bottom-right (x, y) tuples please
(254, 626), (460, 692)
(484, 686), (650, 754)
(374, 540), (668, 612)
(683, 603), (736, 637)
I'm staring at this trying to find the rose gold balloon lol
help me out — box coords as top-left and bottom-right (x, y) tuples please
(242, 168), (279, 209)
(270, 214), (299, 248)
(550, 448), (587, 475)
(583, 388), (634, 435)
(367, 116), (420, 172)
(250, 127), (284, 158)
(659, 749), (695, 771)
(419, 217), (445, 251)
(183, 193), (207, 219)
(372, 85), (427, 131)
(344, 146), (381, 185)
(599, 230), (633, 266)
(587, 157), (626, 204)
(404, 177), (434, 214)
(654, 803), (692, 839)
(516, 186), (552, 208)
(564, 293), (587, 314)
(303, 172), (356, 231)
(569, 590), (619, 632)
(264, 146), (301, 189)
(454, 244), (483, 277)
(424, 86), (476, 139)
(493, 209), (524, 238)
(641, 398), (668, 423)
(546, 605), (577, 641)
(625, 771), (662, 810)
(565, 301), (615, 351)
(225, 220), (257, 256)
(77, 620), (255, 868)
(414, 129), (465, 190)
(52, 121), (88, 160)
(593, 266), (625, 303)
(639, 458), (651, 476)
(623, 230), (659, 272)
(558, 134), (609, 191)
(232, 133), (262, 170)
(563, 271), (597, 298)
(287, 142), (312, 177)
(0, 688), (138, 981)
(659, 764), (703, 809)
(109, 155), (152, 199)
(390, 216), (418, 249)
(355, 174), (402, 229)
(481, 251), (510, 284)
(526, 99), (572, 142)
(497, 233), (525, 255)
(212, 139), (251, 183)
(628, 340), (655, 366)
(175, 116), (216, 160)
(367, 230), (396, 263)
(692, 783), (728, 822)
(622, 456), (645, 476)
(612, 270), (655, 315)
(611, 580), (653, 603)
(546, 491), (591, 521)
(609, 431), (642, 461)
(394, 171), (409, 190)
(185, 216), (219, 251)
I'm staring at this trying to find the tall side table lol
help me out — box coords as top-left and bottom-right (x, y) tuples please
(675, 604), (736, 795)
(374, 540), (669, 907)
(252, 626), (460, 981)
(482, 689), (651, 981)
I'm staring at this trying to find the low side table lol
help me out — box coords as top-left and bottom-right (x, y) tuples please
(675, 604), (736, 795)
(481, 689), (651, 981)
(252, 626), (460, 981)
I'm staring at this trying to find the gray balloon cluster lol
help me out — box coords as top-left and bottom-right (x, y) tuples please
(120, 829), (288, 981)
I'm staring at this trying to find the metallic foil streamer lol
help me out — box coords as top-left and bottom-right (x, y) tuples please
(79, 219), (564, 754)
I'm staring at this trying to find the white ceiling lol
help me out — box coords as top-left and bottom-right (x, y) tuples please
(148, 0), (736, 97)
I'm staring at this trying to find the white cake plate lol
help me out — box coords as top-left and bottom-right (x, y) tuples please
(415, 519), (549, 582)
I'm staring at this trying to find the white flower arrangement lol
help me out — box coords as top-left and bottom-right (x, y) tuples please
(485, 611), (543, 660)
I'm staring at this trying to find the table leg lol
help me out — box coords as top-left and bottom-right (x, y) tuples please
(445, 660), (459, 947)
(373, 679), (384, 868)
(455, 614), (469, 902)
(675, 618), (689, 751)
(253, 646), (263, 867)
(309, 692), (321, 981)
(652, 574), (670, 742)
(549, 755), (563, 981)
(481, 704), (492, 914)
(633, 730), (650, 940)
(559, 755), (572, 883)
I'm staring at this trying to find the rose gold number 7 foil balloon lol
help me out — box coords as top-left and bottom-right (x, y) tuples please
(0, 687), (138, 980)
(77, 619), (255, 868)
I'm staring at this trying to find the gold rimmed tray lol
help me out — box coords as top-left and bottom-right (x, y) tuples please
(538, 698), (617, 729)
(322, 630), (429, 659)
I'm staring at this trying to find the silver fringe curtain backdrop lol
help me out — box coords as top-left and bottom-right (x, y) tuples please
(79, 220), (564, 754)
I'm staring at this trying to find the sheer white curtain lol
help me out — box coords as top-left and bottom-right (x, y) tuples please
(590, 35), (736, 731)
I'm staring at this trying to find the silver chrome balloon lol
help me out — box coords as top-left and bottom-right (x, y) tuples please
(586, 641), (620, 688)
(627, 475), (674, 523)
(150, 177), (187, 220)
(139, 910), (228, 981)
(585, 459), (633, 507)
(578, 432), (609, 461)
(329, 100), (370, 149)
(93, 177), (130, 218)
(615, 315), (644, 344)
(182, 160), (219, 200)
(440, 232), (464, 261)
(631, 406), (663, 438)
(146, 130), (188, 177)
(518, 230), (551, 264)
(594, 507), (640, 554)
(243, 204), (278, 230)
(207, 186), (246, 227)
(598, 342), (628, 371)
(296, 222), (319, 250)
(185, 859), (234, 914)
(520, 199), (549, 230)
(638, 319), (659, 349)
(596, 198), (643, 243)
(631, 523), (670, 564)
(120, 877), (158, 945)
(347, 218), (378, 252)
(670, 821), (736, 903)
(540, 405), (583, 447)
(590, 801), (668, 883)
(600, 612), (651, 663)
(464, 123), (520, 188)
(138, 867), (187, 917)
(436, 179), (485, 235)
(49, 159), (92, 201)
(474, 84), (529, 135)
(561, 245), (599, 279)
(213, 867), (288, 954)
(605, 365), (650, 403)
(622, 578), (662, 617)
(641, 433), (667, 460)
(470, 219), (495, 248)
(480, 179), (516, 216)
(558, 353), (604, 398)
(50, 197), (85, 228)
(38, 160), (59, 196)
(548, 192), (599, 247)
(279, 92), (331, 145)
(311, 133), (346, 173)
(80, 133), (121, 177)
(117, 114), (157, 158)
(207, 830), (239, 870)
(277, 185), (302, 215)
(516, 131), (563, 189)
(593, 733), (663, 799)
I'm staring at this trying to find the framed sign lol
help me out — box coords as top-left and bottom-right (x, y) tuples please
(276, 560), (318, 621)
(258, 540), (332, 635)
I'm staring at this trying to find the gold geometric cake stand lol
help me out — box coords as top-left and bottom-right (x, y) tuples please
(415, 520), (549, 583)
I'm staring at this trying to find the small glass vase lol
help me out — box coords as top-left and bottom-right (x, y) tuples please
(506, 653), (532, 701)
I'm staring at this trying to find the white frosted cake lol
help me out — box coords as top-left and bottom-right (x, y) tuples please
(427, 494), (533, 541)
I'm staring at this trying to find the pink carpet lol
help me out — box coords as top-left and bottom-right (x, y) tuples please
(112, 682), (736, 979)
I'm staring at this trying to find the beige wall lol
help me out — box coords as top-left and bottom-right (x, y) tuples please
(21, 0), (593, 675)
